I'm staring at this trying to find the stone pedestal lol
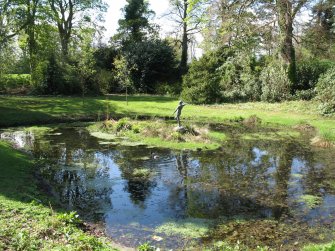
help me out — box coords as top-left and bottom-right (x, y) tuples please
(174, 126), (187, 134)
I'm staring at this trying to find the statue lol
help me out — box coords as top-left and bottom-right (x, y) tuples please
(173, 100), (187, 127)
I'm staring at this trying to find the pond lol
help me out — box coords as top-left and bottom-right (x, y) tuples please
(1, 124), (335, 249)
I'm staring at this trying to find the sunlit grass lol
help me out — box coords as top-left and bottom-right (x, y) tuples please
(1, 95), (335, 144)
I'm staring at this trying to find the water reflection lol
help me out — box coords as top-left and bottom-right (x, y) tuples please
(1, 125), (335, 249)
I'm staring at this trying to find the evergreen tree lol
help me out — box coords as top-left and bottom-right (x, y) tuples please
(115, 0), (156, 45)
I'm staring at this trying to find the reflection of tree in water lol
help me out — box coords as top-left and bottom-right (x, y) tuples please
(301, 148), (333, 195)
(271, 142), (295, 219)
(33, 128), (113, 219)
(269, 140), (333, 220)
(113, 147), (158, 207)
(184, 140), (271, 217)
(184, 139), (316, 219)
(166, 151), (189, 217)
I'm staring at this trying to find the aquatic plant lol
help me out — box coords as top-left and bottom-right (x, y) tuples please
(137, 242), (156, 251)
(207, 219), (326, 250)
(57, 211), (82, 226)
(311, 131), (335, 147)
(116, 118), (132, 132)
(242, 115), (262, 127)
(132, 168), (152, 179)
(298, 194), (322, 209)
(155, 218), (211, 238)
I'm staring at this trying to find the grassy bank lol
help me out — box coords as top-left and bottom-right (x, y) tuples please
(0, 95), (334, 144)
(0, 141), (116, 250)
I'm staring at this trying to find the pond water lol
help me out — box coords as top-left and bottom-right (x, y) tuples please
(1, 124), (335, 249)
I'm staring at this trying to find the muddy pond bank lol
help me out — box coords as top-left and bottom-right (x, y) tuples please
(1, 122), (335, 250)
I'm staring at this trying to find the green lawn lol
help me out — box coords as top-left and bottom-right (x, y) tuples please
(0, 141), (116, 250)
(1, 95), (334, 142)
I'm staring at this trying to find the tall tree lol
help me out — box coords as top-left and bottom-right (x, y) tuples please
(48, 0), (107, 57)
(303, 0), (335, 59)
(166, 0), (204, 75)
(25, 0), (39, 74)
(200, 0), (262, 51)
(115, 0), (156, 45)
(276, 0), (308, 84)
(0, 0), (27, 46)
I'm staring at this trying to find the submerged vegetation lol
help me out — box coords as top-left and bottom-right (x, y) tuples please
(206, 218), (330, 250)
(155, 219), (212, 238)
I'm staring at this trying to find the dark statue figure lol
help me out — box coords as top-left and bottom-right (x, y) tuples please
(173, 100), (187, 127)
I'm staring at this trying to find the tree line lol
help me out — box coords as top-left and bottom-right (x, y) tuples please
(0, 0), (335, 114)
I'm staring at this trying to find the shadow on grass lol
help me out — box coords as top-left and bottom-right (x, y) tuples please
(105, 94), (177, 103)
(0, 97), (119, 127)
(0, 141), (43, 203)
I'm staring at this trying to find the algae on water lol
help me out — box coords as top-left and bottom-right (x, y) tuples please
(155, 218), (212, 238)
(298, 194), (322, 209)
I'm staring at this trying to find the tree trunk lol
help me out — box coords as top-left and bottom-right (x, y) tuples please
(49, 0), (73, 58)
(276, 0), (296, 85)
(179, 0), (188, 75)
(26, 0), (39, 84)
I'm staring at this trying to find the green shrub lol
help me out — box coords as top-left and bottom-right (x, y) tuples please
(0, 74), (31, 93)
(138, 242), (155, 251)
(260, 60), (292, 102)
(124, 40), (178, 93)
(181, 48), (261, 104)
(116, 118), (132, 132)
(295, 60), (335, 92)
(94, 69), (114, 94)
(218, 53), (261, 102)
(316, 67), (335, 115)
(170, 131), (184, 141)
(181, 49), (229, 104)
(57, 211), (82, 226)
(155, 81), (181, 96)
(293, 89), (317, 101)
(132, 125), (141, 133)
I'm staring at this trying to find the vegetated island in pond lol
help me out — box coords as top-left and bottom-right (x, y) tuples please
(86, 115), (309, 151)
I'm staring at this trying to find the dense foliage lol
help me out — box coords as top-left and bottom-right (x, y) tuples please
(124, 40), (178, 93)
(260, 60), (292, 102)
(181, 49), (225, 104)
(316, 67), (335, 115)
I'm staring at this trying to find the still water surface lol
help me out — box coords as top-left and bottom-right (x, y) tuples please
(1, 124), (335, 249)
